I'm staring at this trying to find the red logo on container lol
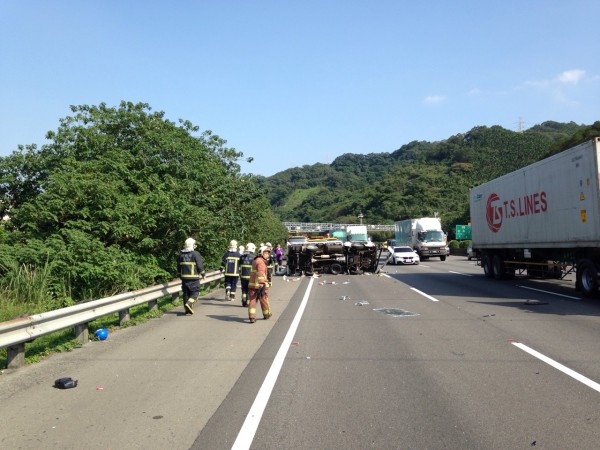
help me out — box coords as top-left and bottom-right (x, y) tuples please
(486, 193), (502, 233)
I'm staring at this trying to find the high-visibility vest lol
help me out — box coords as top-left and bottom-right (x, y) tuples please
(240, 253), (254, 279)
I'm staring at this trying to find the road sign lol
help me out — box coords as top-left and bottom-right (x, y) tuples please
(455, 225), (471, 240)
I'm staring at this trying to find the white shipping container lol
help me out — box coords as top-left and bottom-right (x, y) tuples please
(470, 138), (600, 249)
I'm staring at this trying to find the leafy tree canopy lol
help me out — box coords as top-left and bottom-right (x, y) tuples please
(0, 101), (287, 300)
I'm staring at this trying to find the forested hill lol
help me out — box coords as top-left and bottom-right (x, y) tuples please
(260, 121), (600, 236)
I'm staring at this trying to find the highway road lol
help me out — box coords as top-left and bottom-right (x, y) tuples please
(2, 255), (600, 449)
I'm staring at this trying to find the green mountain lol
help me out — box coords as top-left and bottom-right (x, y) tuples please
(260, 121), (600, 238)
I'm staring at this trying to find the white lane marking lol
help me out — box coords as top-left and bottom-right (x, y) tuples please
(380, 272), (392, 278)
(449, 271), (473, 277)
(517, 285), (580, 300)
(232, 277), (315, 450)
(512, 342), (600, 393)
(410, 287), (439, 302)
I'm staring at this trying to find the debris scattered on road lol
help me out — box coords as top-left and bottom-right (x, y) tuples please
(373, 308), (419, 317)
(339, 295), (350, 301)
(54, 377), (78, 389)
(96, 386), (104, 390)
(94, 328), (109, 340)
(355, 300), (370, 306)
(524, 299), (548, 305)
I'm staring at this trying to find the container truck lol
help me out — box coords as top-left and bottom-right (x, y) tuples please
(469, 138), (600, 296)
(395, 218), (449, 260)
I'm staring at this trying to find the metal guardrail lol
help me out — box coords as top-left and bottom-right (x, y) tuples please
(0, 270), (224, 370)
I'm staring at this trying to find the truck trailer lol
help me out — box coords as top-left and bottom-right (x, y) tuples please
(395, 218), (449, 260)
(469, 137), (600, 296)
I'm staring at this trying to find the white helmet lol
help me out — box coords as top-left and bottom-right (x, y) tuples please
(229, 239), (238, 249)
(239, 245), (245, 254)
(184, 237), (196, 250)
(259, 246), (271, 255)
(266, 242), (272, 248)
(246, 243), (256, 253)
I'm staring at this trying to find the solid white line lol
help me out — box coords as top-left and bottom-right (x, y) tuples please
(410, 287), (439, 302)
(512, 342), (600, 393)
(449, 271), (473, 277)
(380, 273), (392, 278)
(517, 285), (580, 300)
(231, 277), (315, 450)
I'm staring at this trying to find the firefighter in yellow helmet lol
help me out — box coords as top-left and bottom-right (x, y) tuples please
(221, 239), (241, 301)
(177, 237), (204, 315)
(247, 246), (273, 323)
(239, 243), (256, 307)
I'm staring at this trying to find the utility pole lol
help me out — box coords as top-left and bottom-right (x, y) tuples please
(358, 212), (364, 225)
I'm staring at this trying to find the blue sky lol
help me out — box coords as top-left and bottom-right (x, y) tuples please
(1, 1), (599, 177)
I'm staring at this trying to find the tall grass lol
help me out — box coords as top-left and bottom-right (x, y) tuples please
(0, 261), (73, 323)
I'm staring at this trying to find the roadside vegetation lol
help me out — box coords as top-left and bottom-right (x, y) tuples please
(1, 102), (598, 369)
(0, 101), (288, 368)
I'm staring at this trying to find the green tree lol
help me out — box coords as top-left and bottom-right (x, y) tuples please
(0, 101), (287, 300)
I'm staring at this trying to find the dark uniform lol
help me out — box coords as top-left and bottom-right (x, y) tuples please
(221, 249), (241, 301)
(177, 244), (204, 315)
(239, 250), (255, 307)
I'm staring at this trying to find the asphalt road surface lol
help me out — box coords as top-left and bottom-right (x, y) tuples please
(2, 255), (600, 449)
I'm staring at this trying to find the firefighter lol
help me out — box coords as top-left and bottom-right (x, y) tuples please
(239, 243), (256, 307)
(177, 237), (204, 315)
(265, 242), (276, 279)
(248, 246), (273, 323)
(221, 240), (241, 301)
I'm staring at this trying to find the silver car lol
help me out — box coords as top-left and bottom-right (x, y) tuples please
(391, 246), (420, 265)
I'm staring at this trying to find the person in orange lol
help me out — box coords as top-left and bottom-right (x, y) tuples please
(247, 246), (273, 323)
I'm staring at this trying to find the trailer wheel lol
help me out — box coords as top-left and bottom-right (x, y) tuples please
(481, 253), (493, 278)
(492, 255), (506, 280)
(330, 263), (342, 275)
(577, 260), (598, 297)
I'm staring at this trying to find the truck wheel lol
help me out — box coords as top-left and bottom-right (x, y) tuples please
(577, 260), (598, 297)
(330, 263), (342, 275)
(440, 255), (446, 261)
(492, 255), (505, 280)
(482, 253), (493, 278)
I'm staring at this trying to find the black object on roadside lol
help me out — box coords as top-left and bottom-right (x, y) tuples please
(54, 377), (78, 389)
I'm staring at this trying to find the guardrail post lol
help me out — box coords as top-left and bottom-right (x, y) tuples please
(171, 292), (179, 302)
(148, 300), (158, 312)
(119, 309), (130, 325)
(74, 323), (89, 345)
(7, 344), (25, 369)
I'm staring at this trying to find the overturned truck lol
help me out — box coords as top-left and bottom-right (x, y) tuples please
(286, 237), (379, 276)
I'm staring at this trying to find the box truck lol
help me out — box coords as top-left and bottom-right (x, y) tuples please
(395, 218), (449, 260)
(469, 138), (600, 296)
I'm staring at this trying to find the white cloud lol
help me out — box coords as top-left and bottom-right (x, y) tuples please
(423, 95), (445, 104)
(557, 69), (585, 84)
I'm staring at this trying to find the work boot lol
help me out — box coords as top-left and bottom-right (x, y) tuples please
(264, 312), (272, 320)
(225, 287), (231, 301)
(185, 301), (194, 315)
(229, 294), (235, 302)
(249, 318), (256, 324)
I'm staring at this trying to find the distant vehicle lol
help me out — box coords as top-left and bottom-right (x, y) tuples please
(467, 244), (474, 260)
(395, 217), (449, 261)
(391, 246), (420, 265)
(386, 239), (396, 249)
(287, 236), (308, 246)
